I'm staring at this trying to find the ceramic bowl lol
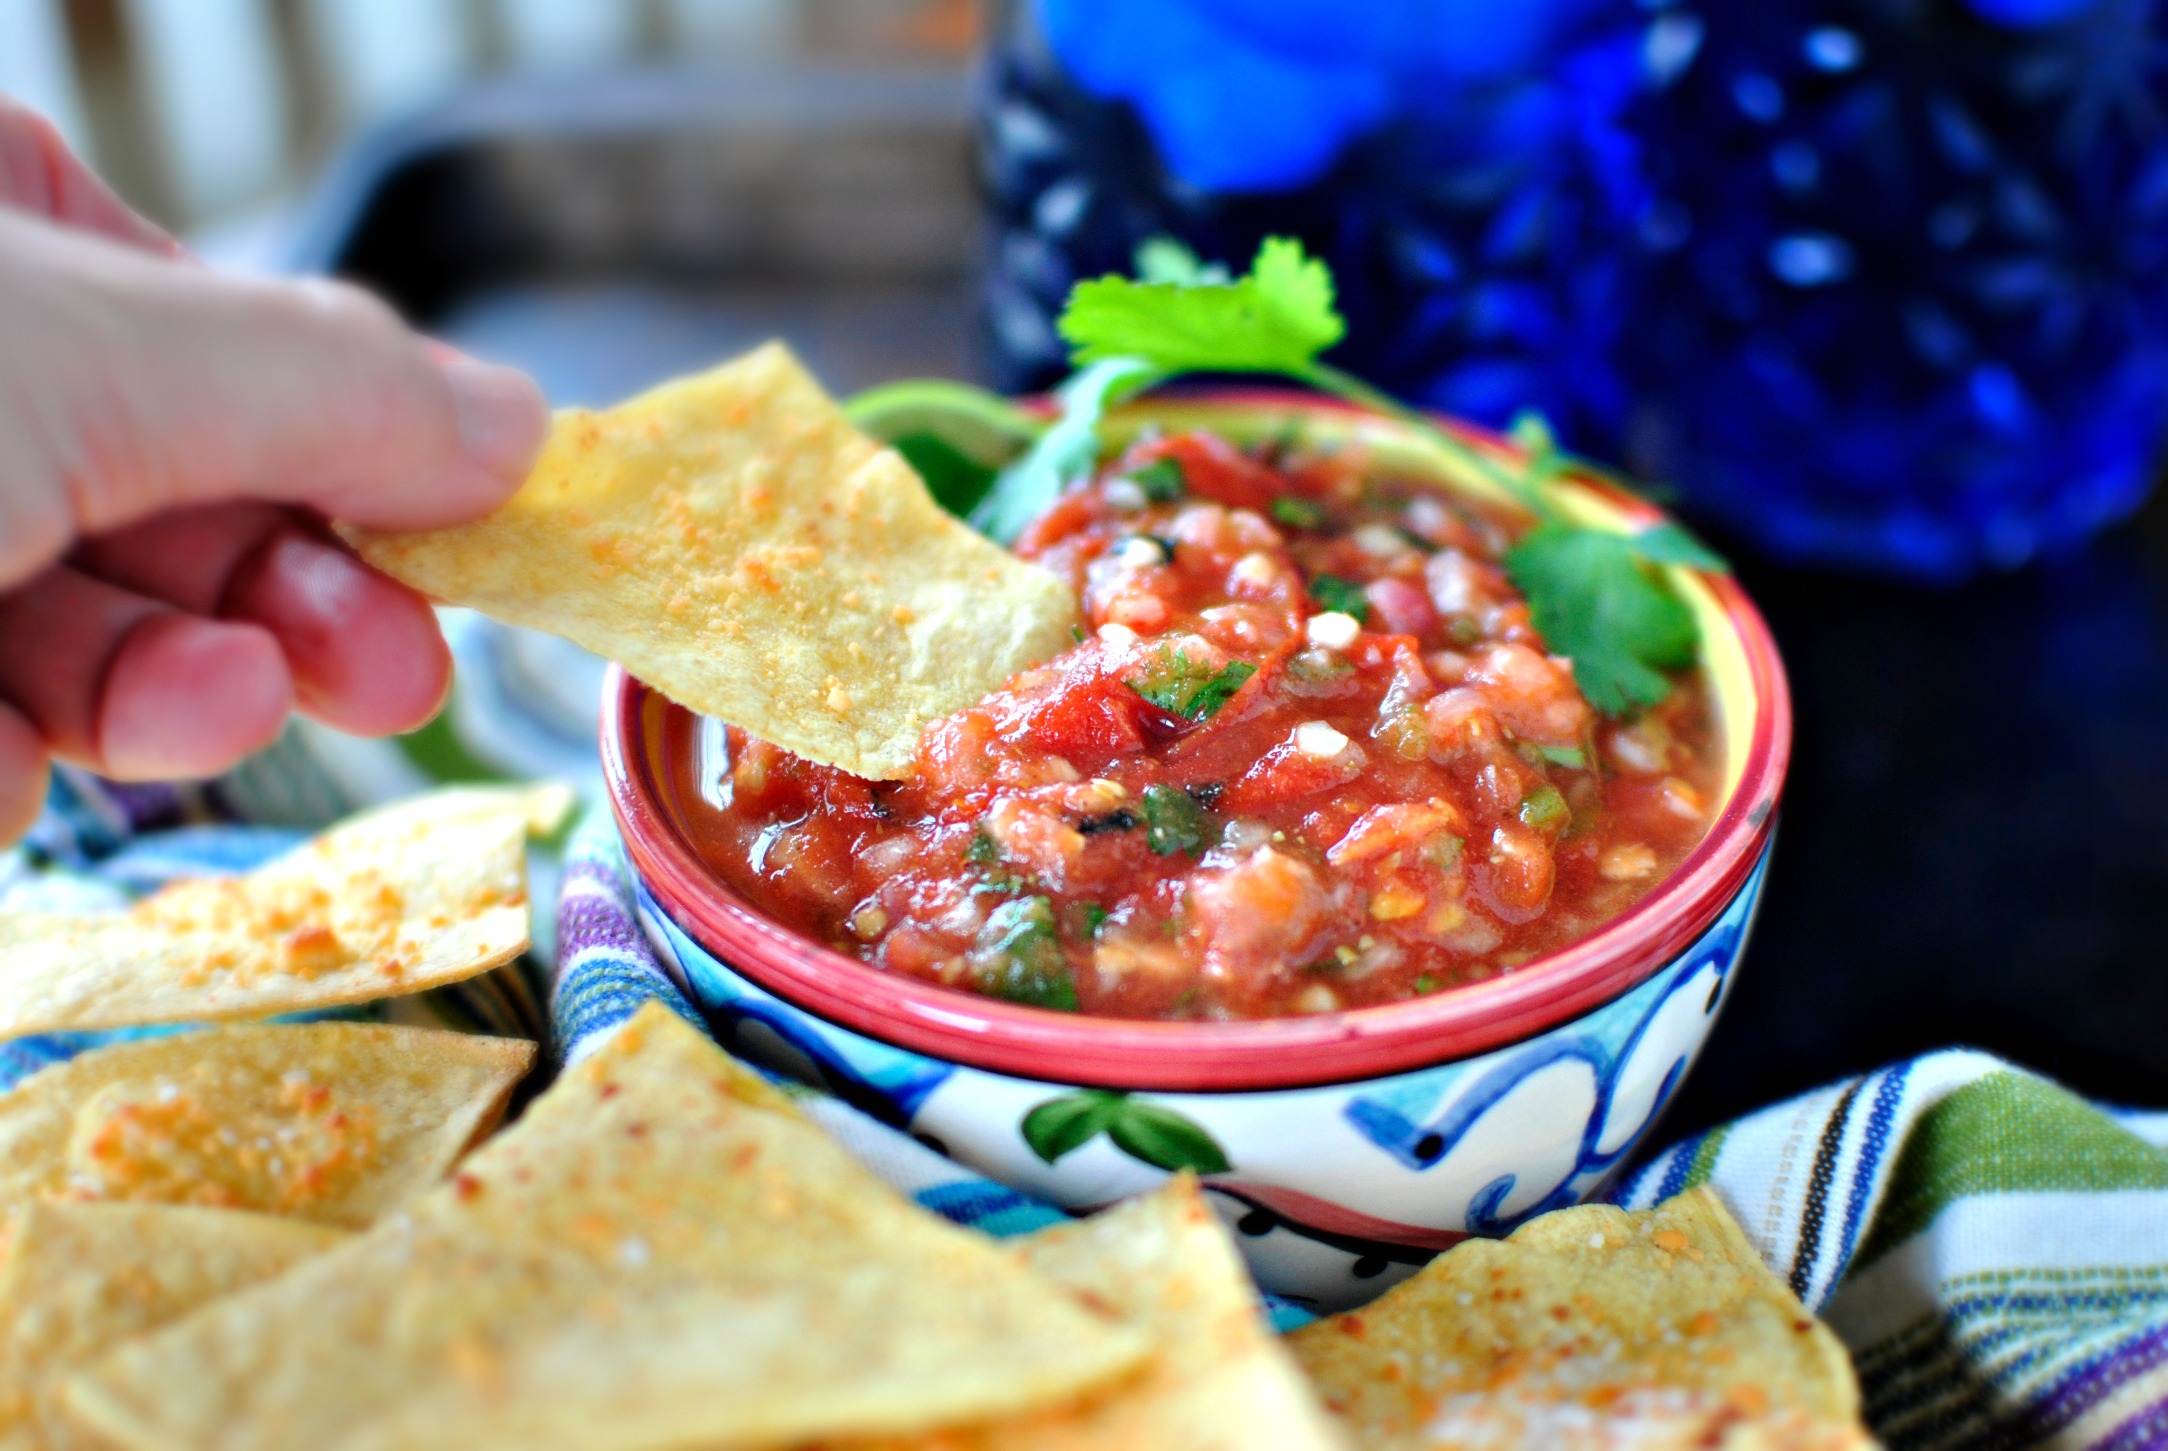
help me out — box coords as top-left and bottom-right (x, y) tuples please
(603, 393), (1791, 1312)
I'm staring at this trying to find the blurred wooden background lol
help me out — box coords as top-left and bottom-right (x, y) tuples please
(0, 0), (981, 235)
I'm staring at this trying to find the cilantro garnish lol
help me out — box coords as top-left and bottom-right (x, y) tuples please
(867, 234), (1727, 716)
(1270, 495), (1325, 529)
(974, 896), (1077, 1011)
(1139, 784), (1216, 857)
(1506, 526), (1700, 715)
(969, 356), (1159, 546)
(1126, 649), (1256, 721)
(1063, 236), (1345, 375)
(1129, 456), (1186, 502)
(1308, 574), (1370, 621)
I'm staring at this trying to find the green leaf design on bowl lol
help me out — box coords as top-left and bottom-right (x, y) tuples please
(1019, 1090), (1231, 1174)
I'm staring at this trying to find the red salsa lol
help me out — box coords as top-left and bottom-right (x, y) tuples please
(673, 429), (1721, 1020)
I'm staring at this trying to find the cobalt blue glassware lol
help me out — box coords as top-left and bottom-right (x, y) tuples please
(1626, 0), (2168, 577)
(981, 0), (2168, 578)
(979, 0), (1654, 448)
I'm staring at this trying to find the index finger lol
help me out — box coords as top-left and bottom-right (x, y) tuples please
(0, 95), (178, 255)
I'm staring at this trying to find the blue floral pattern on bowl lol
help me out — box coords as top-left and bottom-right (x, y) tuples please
(632, 845), (1771, 1312)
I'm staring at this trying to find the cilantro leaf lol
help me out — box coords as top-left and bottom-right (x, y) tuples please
(890, 432), (998, 517)
(1184, 661), (1256, 719)
(1139, 784), (1216, 857)
(1308, 574), (1370, 621)
(970, 356), (1161, 544)
(1061, 237), (1345, 375)
(974, 896), (1076, 1011)
(1270, 495), (1325, 529)
(1505, 525), (1701, 716)
(1127, 649), (1256, 720)
(1128, 456), (1186, 502)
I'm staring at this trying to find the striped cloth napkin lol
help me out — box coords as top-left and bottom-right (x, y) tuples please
(4, 616), (2165, 1451)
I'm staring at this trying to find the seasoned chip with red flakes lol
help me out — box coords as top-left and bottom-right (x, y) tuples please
(0, 784), (567, 1035)
(1289, 1188), (1874, 1451)
(0, 1203), (345, 1449)
(0, 1023), (532, 1228)
(64, 1005), (1148, 1451)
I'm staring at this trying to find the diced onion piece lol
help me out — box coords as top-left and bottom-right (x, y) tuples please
(1096, 622), (1139, 648)
(1103, 478), (1147, 510)
(1229, 552), (1280, 590)
(1305, 612), (1362, 650)
(1352, 523), (1407, 556)
(1600, 842), (1658, 880)
(1114, 536), (1167, 569)
(1293, 720), (1351, 758)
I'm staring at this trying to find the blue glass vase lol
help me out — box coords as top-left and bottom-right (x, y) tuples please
(980, 0), (2168, 579)
(1626, 0), (2168, 577)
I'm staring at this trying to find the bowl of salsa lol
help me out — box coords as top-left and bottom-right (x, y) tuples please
(604, 391), (1789, 1310)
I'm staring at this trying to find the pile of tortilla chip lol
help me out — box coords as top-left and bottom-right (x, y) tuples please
(0, 785), (1877, 1450)
(40, 1005), (1340, 1451)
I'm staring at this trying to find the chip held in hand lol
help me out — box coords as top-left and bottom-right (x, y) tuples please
(349, 343), (1080, 780)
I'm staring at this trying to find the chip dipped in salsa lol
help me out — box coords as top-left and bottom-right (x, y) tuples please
(673, 428), (1722, 1021)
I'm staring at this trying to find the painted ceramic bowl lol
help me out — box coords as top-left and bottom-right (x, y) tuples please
(603, 394), (1791, 1312)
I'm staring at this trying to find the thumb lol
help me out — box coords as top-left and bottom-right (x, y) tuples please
(0, 210), (546, 588)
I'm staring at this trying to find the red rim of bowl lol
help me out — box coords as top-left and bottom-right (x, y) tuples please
(604, 392), (1792, 1092)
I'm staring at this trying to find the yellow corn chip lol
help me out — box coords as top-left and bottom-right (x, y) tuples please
(1290, 1188), (1873, 1451)
(65, 1003), (1147, 1451)
(347, 342), (1079, 780)
(0, 1023), (533, 1228)
(0, 1203), (343, 1451)
(835, 1175), (1345, 1451)
(0, 785), (566, 1035)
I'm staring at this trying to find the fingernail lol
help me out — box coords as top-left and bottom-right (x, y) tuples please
(440, 356), (548, 481)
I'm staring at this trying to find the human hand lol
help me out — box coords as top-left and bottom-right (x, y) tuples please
(0, 99), (548, 845)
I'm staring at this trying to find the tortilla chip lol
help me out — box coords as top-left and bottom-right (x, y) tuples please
(65, 1003), (1146, 1451)
(347, 342), (1079, 780)
(0, 1023), (533, 1228)
(0, 785), (566, 1035)
(0, 1203), (343, 1450)
(1289, 1188), (1872, 1451)
(835, 1176), (1344, 1451)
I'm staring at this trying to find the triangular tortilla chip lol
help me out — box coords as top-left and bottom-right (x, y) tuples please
(65, 1003), (1146, 1451)
(0, 785), (567, 1035)
(835, 1176), (1345, 1451)
(0, 1203), (343, 1450)
(0, 1022), (533, 1228)
(347, 342), (1078, 779)
(1289, 1187), (1874, 1451)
